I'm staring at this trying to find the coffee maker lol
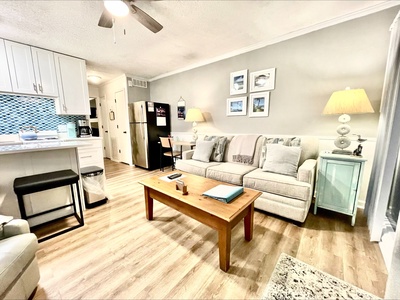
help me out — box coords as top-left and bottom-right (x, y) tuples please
(77, 120), (92, 138)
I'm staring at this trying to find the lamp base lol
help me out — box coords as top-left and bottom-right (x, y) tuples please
(332, 149), (352, 155)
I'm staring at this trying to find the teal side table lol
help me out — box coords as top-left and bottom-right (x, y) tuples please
(314, 152), (367, 226)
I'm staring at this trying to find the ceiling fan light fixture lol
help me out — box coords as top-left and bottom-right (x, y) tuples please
(104, 0), (129, 17)
(87, 75), (102, 84)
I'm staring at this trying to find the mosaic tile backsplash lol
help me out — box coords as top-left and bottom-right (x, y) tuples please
(0, 94), (85, 134)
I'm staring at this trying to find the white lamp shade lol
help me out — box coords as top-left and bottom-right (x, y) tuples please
(185, 108), (204, 122)
(323, 87), (374, 115)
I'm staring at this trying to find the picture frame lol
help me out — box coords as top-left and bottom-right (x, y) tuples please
(229, 69), (248, 95)
(249, 92), (270, 117)
(177, 97), (186, 120)
(227, 97), (247, 116)
(250, 68), (276, 92)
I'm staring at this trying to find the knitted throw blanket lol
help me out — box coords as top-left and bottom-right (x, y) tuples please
(231, 135), (260, 165)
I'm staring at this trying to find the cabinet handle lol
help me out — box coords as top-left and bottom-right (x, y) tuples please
(123, 131), (127, 133)
(38, 83), (43, 93)
(81, 155), (92, 158)
(33, 83), (37, 93)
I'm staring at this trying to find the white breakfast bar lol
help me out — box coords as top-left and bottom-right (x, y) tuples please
(0, 141), (89, 227)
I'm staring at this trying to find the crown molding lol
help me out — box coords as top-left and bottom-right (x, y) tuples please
(150, 1), (400, 82)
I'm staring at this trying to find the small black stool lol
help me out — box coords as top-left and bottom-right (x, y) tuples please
(13, 169), (84, 242)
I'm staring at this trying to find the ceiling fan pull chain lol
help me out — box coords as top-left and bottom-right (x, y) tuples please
(112, 18), (116, 44)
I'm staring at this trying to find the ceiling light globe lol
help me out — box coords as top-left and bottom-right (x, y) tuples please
(104, 0), (129, 17)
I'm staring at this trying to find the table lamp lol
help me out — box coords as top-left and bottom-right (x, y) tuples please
(185, 108), (204, 142)
(322, 87), (374, 154)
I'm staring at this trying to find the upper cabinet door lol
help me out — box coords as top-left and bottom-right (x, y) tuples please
(54, 53), (90, 115)
(0, 39), (12, 92)
(5, 40), (37, 94)
(31, 47), (58, 97)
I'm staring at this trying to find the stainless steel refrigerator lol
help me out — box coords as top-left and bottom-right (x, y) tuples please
(128, 101), (171, 170)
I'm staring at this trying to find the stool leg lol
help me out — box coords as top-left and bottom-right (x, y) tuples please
(70, 184), (84, 226)
(75, 182), (84, 226)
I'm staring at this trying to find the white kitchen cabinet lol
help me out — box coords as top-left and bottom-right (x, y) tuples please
(31, 47), (59, 97)
(77, 139), (104, 169)
(54, 53), (90, 115)
(4, 40), (36, 94)
(69, 138), (104, 169)
(0, 39), (12, 92)
(4, 41), (58, 96)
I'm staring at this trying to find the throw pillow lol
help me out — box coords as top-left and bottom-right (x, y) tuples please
(262, 144), (302, 177)
(204, 135), (228, 162)
(259, 137), (302, 168)
(192, 140), (215, 162)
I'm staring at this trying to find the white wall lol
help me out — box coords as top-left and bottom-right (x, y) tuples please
(150, 7), (399, 137)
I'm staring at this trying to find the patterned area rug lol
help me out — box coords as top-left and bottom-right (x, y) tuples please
(262, 253), (380, 299)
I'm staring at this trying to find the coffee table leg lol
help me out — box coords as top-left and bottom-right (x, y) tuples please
(218, 226), (231, 272)
(244, 202), (254, 241)
(144, 186), (153, 220)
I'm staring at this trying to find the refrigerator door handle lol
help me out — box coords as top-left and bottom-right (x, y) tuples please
(141, 105), (145, 139)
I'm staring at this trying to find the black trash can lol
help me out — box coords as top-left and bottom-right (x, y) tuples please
(80, 166), (107, 208)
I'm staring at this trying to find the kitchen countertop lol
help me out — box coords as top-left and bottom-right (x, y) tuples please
(0, 141), (91, 155)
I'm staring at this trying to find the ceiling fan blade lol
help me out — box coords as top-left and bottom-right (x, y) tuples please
(98, 10), (113, 28)
(123, 1), (163, 33)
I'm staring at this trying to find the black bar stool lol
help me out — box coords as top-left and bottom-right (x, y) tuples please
(13, 169), (84, 242)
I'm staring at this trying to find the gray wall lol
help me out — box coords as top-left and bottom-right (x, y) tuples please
(150, 7), (400, 137)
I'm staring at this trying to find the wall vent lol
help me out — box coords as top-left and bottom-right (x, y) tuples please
(128, 77), (148, 88)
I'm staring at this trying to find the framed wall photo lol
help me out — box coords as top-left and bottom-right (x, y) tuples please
(230, 69), (248, 95)
(177, 97), (186, 120)
(227, 97), (247, 116)
(250, 68), (276, 92)
(249, 92), (270, 117)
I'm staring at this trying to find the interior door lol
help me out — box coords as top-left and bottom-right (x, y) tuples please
(99, 95), (111, 158)
(115, 89), (131, 165)
(107, 95), (119, 162)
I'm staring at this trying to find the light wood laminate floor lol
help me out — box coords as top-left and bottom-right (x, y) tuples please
(33, 159), (388, 299)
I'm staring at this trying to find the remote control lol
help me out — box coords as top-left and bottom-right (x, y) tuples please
(168, 173), (182, 180)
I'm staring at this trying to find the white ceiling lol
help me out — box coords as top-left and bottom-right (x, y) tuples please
(0, 1), (399, 85)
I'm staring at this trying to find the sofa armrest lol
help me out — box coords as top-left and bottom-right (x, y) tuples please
(297, 159), (317, 185)
(1, 219), (30, 239)
(182, 150), (194, 160)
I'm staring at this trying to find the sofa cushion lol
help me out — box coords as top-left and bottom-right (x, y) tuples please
(243, 168), (311, 201)
(192, 140), (215, 162)
(206, 162), (257, 186)
(259, 137), (301, 168)
(204, 136), (228, 162)
(262, 144), (301, 177)
(0, 233), (38, 298)
(175, 159), (220, 177)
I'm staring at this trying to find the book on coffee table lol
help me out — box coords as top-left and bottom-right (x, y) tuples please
(202, 185), (244, 203)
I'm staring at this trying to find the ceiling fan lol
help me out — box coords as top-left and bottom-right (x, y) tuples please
(98, 0), (163, 33)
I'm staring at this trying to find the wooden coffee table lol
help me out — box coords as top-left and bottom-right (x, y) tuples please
(139, 172), (261, 272)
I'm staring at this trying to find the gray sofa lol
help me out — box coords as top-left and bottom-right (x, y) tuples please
(175, 135), (319, 223)
(0, 218), (40, 299)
